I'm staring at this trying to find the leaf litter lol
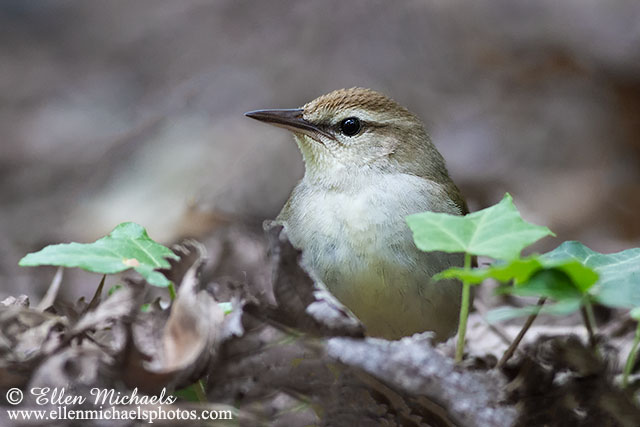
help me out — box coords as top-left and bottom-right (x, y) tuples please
(1, 225), (639, 426)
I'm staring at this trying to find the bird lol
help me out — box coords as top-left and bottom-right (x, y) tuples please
(245, 87), (467, 341)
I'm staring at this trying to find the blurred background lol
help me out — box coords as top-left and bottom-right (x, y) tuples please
(2, 0), (640, 300)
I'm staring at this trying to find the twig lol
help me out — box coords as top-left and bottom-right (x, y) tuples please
(36, 267), (64, 311)
(581, 301), (598, 348)
(623, 321), (640, 387)
(86, 275), (106, 313)
(497, 297), (546, 368)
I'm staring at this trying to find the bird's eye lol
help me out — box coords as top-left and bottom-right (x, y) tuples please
(339, 117), (361, 137)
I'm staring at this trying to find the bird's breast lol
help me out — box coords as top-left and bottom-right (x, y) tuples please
(278, 173), (463, 339)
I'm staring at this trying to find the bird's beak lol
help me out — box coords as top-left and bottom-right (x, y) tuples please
(244, 109), (330, 141)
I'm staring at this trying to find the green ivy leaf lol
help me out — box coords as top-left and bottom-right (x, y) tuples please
(543, 241), (640, 309)
(435, 256), (598, 292)
(108, 283), (123, 296)
(406, 193), (554, 259)
(502, 270), (583, 301)
(19, 222), (178, 287)
(173, 384), (201, 402)
(218, 302), (233, 315)
(487, 299), (582, 323)
(488, 270), (586, 323)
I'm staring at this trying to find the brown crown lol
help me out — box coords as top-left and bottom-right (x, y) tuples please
(303, 87), (413, 118)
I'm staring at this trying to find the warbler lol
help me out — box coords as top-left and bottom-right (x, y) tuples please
(246, 88), (466, 341)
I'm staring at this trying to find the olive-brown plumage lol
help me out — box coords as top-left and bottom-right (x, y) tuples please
(246, 88), (466, 340)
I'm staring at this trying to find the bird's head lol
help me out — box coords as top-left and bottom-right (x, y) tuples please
(245, 87), (449, 184)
